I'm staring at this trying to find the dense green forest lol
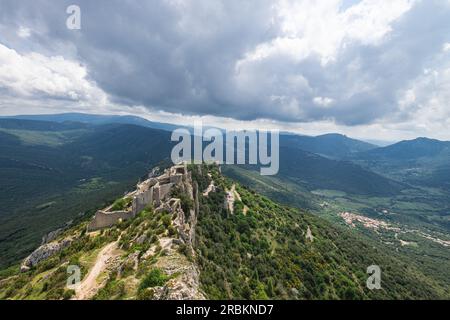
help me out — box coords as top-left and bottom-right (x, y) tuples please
(222, 165), (450, 292)
(192, 165), (449, 299)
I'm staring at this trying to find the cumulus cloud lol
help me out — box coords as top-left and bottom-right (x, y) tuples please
(240, 0), (415, 65)
(0, 43), (106, 104)
(0, 0), (450, 140)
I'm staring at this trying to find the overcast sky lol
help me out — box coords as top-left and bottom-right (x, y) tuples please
(1, 0), (450, 141)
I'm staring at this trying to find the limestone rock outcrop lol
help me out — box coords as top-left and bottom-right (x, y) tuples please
(21, 238), (72, 272)
(41, 228), (64, 245)
(154, 264), (205, 300)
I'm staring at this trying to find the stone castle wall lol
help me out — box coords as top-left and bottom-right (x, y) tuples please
(132, 188), (154, 216)
(87, 210), (131, 231)
(159, 183), (173, 203)
(87, 164), (189, 232)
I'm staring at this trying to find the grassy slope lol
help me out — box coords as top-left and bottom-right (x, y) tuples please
(0, 207), (184, 300)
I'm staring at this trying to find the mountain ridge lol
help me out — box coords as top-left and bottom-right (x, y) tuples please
(354, 137), (450, 160)
(0, 113), (180, 132)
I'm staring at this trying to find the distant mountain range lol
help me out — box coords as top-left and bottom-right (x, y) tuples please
(276, 146), (404, 196)
(7, 113), (447, 159)
(0, 113), (180, 132)
(280, 133), (377, 159)
(349, 137), (450, 191)
(354, 137), (450, 160)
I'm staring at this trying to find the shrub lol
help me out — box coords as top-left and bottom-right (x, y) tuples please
(171, 186), (194, 214)
(161, 215), (172, 227)
(94, 279), (125, 300)
(149, 235), (158, 244)
(178, 244), (188, 255)
(63, 289), (75, 300)
(137, 288), (155, 300)
(168, 225), (177, 236)
(110, 197), (132, 211)
(139, 268), (169, 290)
(180, 194), (194, 215)
(155, 225), (165, 235)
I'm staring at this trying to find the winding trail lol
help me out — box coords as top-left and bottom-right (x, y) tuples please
(74, 241), (119, 300)
(203, 180), (215, 197)
(225, 185), (236, 214)
(225, 184), (248, 215)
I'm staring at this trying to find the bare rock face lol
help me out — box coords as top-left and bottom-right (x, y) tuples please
(41, 228), (64, 245)
(20, 238), (72, 272)
(119, 251), (140, 275)
(154, 265), (205, 300)
(165, 265), (205, 300)
(150, 232), (205, 300)
(136, 235), (147, 245)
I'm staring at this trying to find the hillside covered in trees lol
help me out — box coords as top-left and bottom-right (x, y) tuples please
(193, 165), (448, 299)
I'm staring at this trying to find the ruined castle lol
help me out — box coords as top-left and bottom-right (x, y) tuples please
(87, 164), (191, 231)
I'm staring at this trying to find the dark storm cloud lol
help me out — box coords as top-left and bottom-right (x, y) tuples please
(1, 0), (450, 126)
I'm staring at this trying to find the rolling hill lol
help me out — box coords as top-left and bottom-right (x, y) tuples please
(276, 146), (404, 197)
(0, 117), (443, 270)
(355, 137), (450, 160)
(351, 137), (450, 191)
(280, 133), (376, 159)
(0, 113), (180, 132)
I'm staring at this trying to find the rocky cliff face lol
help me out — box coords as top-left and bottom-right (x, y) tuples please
(154, 263), (204, 300)
(20, 238), (72, 272)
